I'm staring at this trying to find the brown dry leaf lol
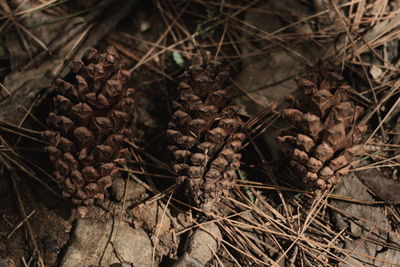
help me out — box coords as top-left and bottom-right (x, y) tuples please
(331, 172), (400, 266)
(356, 169), (400, 204)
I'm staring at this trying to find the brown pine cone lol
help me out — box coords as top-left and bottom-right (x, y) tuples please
(167, 53), (245, 207)
(278, 63), (367, 190)
(42, 47), (134, 206)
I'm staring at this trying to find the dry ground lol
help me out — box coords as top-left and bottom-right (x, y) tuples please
(0, 0), (399, 266)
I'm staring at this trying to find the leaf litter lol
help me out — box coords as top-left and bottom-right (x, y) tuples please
(0, 0), (399, 266)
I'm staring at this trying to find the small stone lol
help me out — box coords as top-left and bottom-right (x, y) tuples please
(187, 222), (221, 265)
(111, 177), (147, 204)
(61, 219), (152, 267)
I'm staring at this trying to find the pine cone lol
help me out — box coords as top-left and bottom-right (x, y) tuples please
(42, 47), (134, 205)
(278, 63), (367, 189)
(167, 53), (245, 207)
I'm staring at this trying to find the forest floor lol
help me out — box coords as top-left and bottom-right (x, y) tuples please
(0, 0), (400, 266)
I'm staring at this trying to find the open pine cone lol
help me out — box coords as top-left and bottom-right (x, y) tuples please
(167, 53), (245, 207)
(278, 63), (367, 190)
(42, 47), (134, 205)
